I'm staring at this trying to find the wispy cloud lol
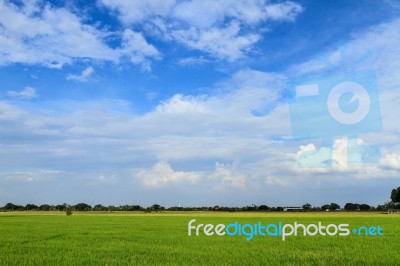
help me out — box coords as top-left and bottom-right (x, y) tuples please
(7, 87), (37, 100)
(66, 67), (95, 82)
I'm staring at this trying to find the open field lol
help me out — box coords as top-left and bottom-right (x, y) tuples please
(0, 212), (399, 265)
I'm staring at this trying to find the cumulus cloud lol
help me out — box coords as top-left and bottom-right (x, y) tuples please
(7, 87), (37, 100)
(210, 162), (245, 189)
(136, 161), (200, 188)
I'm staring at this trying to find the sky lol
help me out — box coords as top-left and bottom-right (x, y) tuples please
(1, 0), (400, 207)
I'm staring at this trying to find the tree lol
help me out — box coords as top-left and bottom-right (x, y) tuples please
(65, 205), (72, 216)
(4, 203), (24, 211)
(390, 187), (400, 203)
(25, 204), (38, 211)
(258, 205), (269, 211)
(56, 204), (66, 211)
(329, 203), (340, 211)
(302, 203), (311, 211)
(74, 203), (92, 211)
(3, 203), (15, 211)
(150, 204), (162, 212)
(93, 204), (107, 211)
(321, 204), (330, 211)
(359, 204), (371, 211)
(39, 204), (51, 211)
(344, 203), (359, 211)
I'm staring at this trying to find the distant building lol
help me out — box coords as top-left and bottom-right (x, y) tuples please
(283, 206), (303, 212)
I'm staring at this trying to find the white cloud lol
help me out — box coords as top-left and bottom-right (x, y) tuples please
(381, 154), (400, 170)
(177, 56), (211, 67)
(100, 0), (303, 61)
(4, 172), (36, 182)
(0, 0), (303, 68)
(210, 162), (245, 189)
(296, 143), (332, 169)
(0, 1), (159, 69)
(136, 161), (200, 188)
(66, 66), (95, 82)
(0, 1), (116, 68)
(120, 29), (160, 71)
(171, 21), (260, 61)
(264, 2), (303, 21)
(100, 0), (176, 24)
(155, 94), (208, 114)
(171, 0), (302, 28)
(2, 169), (63, 182)
(7, 87), (37, 100)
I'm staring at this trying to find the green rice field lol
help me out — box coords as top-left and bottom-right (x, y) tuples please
(0, 212), (399, 265)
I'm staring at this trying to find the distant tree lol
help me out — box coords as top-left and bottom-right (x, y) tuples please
(108, 205), (118, 211)
(242, 206), (254, 212)
(258, 205), (269, 211)
(56, 204), (66, 211)
(390, 187), (400, 203)
(3, 203), (24, 211)
(74, 203), (92, 211)
(213, 206), (220, 211)
(128, 205), (143, 211)
(95, 204), (110, 211)
(4, 203), (15, 211)
(25, 204), (38, 211)
(376, 204), (387, 211)
(39, 204), (51, 211)
(344, 203), (359, 211)
(150, 204), (162, 212)
(329, 203), (340, 211)
(359, 204), (371, 211)
(302, 203), (312, 211)
(321, 204), (330, 211)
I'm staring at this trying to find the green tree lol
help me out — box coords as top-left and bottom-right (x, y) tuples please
(39, 204), (51, 211)
(390, 187), (400, 203)
(65, 205), (72, 216)
(321, 204), (330, 211)
(359, 204), (371, 211)
(329, 203), (340, 211)
(74, 203), (92, 211)
(344, 203), (359, 211)
(302, 203), (311, 211)
(150, 204), (162, 212)
(25, 204), (38, 211)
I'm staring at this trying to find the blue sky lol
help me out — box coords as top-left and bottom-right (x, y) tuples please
(1, 0), (400, 207)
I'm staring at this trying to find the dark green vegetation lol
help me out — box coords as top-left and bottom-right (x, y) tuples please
(1, 201), (395, 212)
(0, 212), (399, 265)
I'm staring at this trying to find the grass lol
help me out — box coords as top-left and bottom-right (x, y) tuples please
(0, 212), (399, 265)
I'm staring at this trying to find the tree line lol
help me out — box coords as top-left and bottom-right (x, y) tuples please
(2, 187), (399, 213)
